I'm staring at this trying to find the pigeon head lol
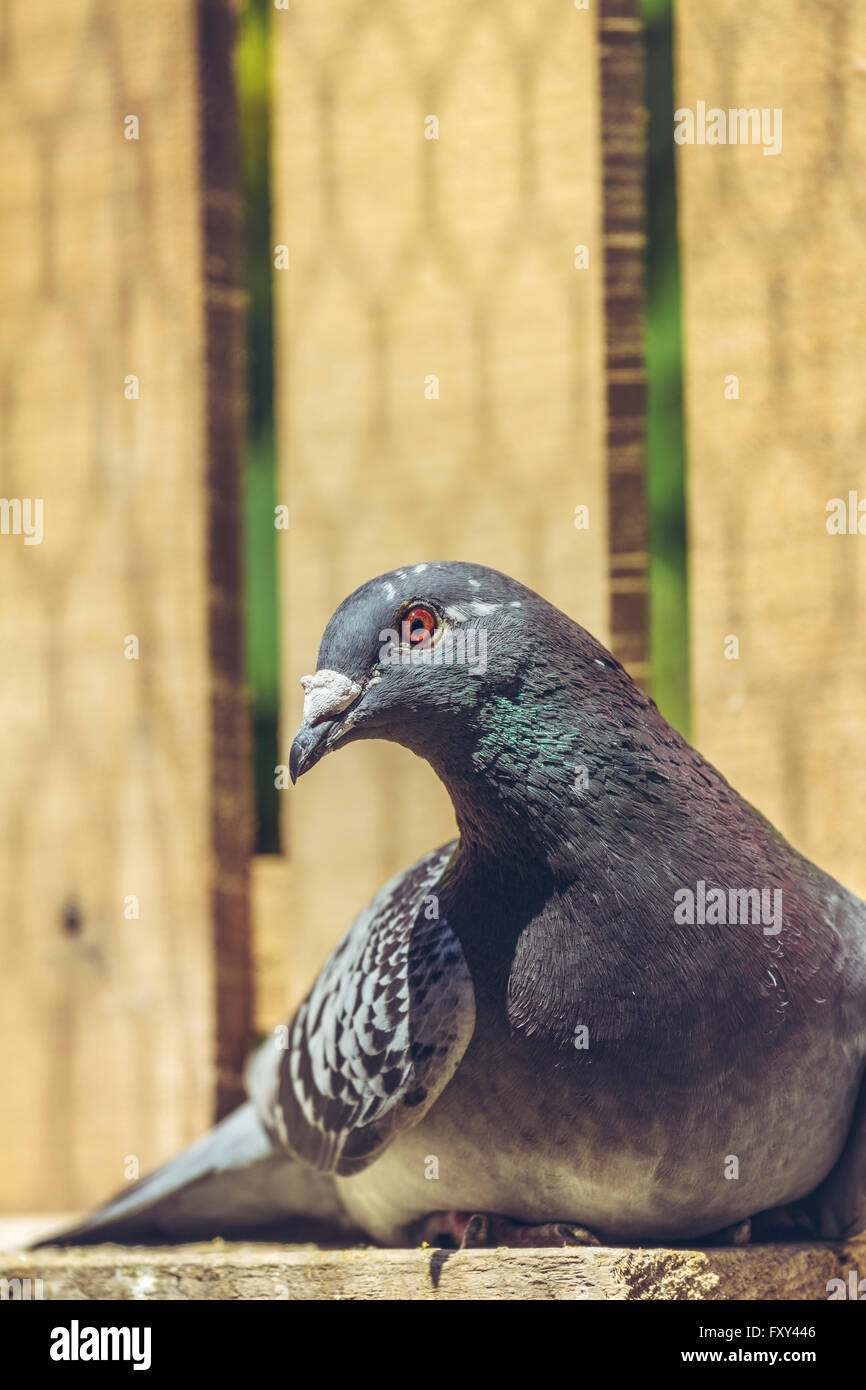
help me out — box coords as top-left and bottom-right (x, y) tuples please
(288, 561), (660, 861)
(289, 561), (537, 781)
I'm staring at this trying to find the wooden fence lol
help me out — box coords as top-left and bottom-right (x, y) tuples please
(677, 0), (866, 908)
(0, 0), (251, 1210)
(0, 0), (863, 1211)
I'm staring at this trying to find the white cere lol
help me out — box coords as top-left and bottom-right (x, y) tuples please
(300, 669), (362, 724)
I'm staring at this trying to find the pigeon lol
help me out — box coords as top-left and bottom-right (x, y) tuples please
(43, 561), (866, 1249)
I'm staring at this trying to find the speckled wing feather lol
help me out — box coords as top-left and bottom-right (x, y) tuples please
(247, 842), (476, 1177)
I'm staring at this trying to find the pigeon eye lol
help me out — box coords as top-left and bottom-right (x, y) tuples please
(401, 604), (437, 645)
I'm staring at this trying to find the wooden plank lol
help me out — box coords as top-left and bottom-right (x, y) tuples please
(676, 0), (866, 898)
(272, 0), (647, 1006)
(0, 0), (252, 1208)
(251, 855), (294, 1035)
(2, 1233), (862, 1301)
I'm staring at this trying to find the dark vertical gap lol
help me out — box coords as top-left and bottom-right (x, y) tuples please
(237, 0), (281, 853)
(196, 0), (255, 1118)
(641, 0), (690, 736)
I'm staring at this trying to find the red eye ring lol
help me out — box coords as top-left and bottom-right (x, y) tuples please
(402, 604), (437, 645)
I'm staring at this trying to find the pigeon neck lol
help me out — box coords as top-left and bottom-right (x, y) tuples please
(425, 729), (584, 873)
(440, 766), (577, 869)
(422, 673), (674, 880)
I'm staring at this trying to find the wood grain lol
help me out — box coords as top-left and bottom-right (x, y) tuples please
(600, 0), (649, 685)
(196, 0), (255, 1122)
(251, 854), (294, 1036)
(3, 1234), (862, 1301)
(677, 0), (866, 897)
(0, 0), (252, 1207)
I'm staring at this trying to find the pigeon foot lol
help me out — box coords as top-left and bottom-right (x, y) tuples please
(687, 1203), (820, 1247)
(414, 1210), (603, 1249)
(707, 1217), (752, 1246)
(749, 1202), (820, 1241)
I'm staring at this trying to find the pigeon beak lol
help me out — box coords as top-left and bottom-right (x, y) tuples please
(289, 722), (330, 783)
(289, 669), (364, 783)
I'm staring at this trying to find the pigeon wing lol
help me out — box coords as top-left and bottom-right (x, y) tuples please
(247, 842), (476, 1177)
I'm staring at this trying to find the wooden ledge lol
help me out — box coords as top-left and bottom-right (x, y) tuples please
(3, 1222), (865, 1300)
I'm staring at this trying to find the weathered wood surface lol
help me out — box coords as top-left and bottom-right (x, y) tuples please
(3, 1233), (863, 1301)
(677, 0), (866, 898)
(250, 854), (294, 1034)
(272, 0), (647, 1011)
(0, 0), (252, 1209)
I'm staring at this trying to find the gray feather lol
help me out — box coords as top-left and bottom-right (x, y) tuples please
(36, 1103), (350, 1245)
(250, 841), (476, 1176)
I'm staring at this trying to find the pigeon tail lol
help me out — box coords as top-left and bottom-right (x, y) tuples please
(33, 1102), (354, 1246)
